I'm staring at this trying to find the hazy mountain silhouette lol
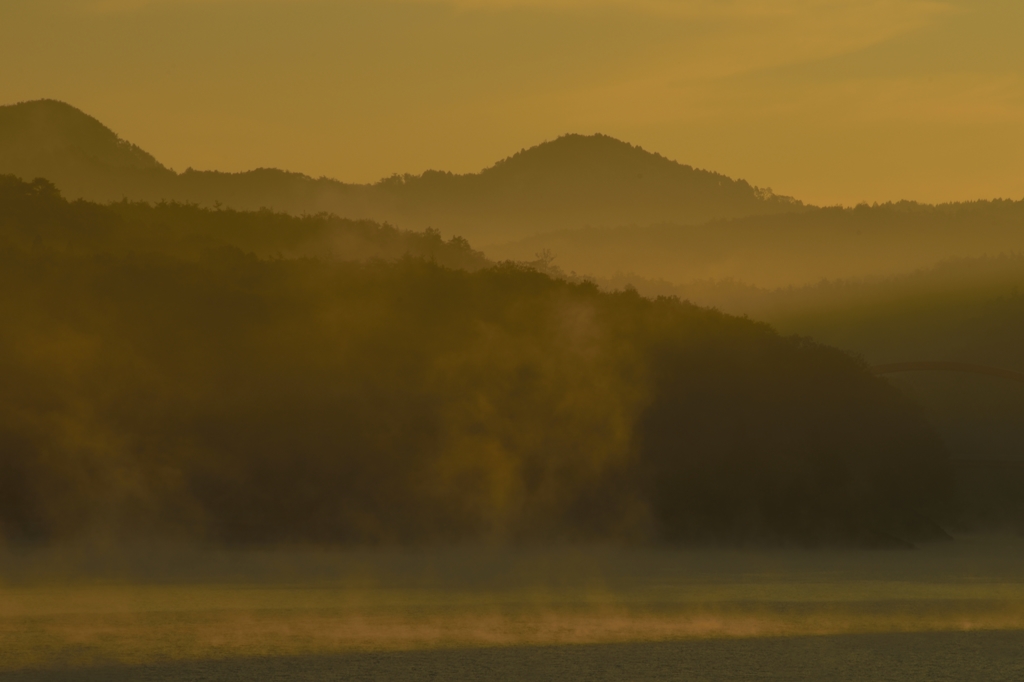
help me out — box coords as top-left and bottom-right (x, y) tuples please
(0, 100), (805, 245)
(495, 200), (1024, 288)
(0, 99), (175, 200)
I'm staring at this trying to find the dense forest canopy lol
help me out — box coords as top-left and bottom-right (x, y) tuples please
(600, 255), (1024, 465)
(0, 176), (952, 546)
(577, 258), (1024, 535)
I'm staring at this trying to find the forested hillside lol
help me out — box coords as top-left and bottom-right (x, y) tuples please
(592, 255), (1024, 532)
(0, 176), (950, 546)
(761, 257), (1024, 469)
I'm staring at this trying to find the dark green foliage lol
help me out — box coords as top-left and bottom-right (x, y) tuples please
(0, 176), (950, 546)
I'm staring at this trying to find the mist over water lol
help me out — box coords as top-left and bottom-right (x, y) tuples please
(3, 58), (1024, 678)
(3, 538), (1024, 679)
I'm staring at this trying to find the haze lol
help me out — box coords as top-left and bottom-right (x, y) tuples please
(3, 1), (1024, 680)
(3, 0), (1023, 205)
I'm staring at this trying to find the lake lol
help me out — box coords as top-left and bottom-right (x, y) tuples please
(2, 535), (1022, 681)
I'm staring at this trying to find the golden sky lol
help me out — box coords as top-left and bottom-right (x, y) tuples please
(3, 0), (1022, 205)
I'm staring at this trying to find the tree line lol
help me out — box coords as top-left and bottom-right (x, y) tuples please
(0, 176), (951, 546)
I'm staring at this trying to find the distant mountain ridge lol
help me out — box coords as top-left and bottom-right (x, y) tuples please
(0, 99), (805, 244)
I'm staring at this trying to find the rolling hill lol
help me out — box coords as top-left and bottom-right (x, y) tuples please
(0, 99), (805, 246)
(0, 175), (953, 546)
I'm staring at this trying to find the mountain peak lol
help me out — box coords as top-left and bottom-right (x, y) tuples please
(0, 99), (166, 173)
(469, 133), (779, 206)
(493, 133), (666, 170)
(487, 133), (710, 175)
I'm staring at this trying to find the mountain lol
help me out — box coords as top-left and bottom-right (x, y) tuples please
(357, 133), (806, 243)
(586, 253), (1024, 468)
(0, 175), (952, 546)
(0, 100), (805, 245)
(0, 99), (176, 200)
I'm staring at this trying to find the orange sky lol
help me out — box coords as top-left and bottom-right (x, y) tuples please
(3, 0), (1022, 205)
